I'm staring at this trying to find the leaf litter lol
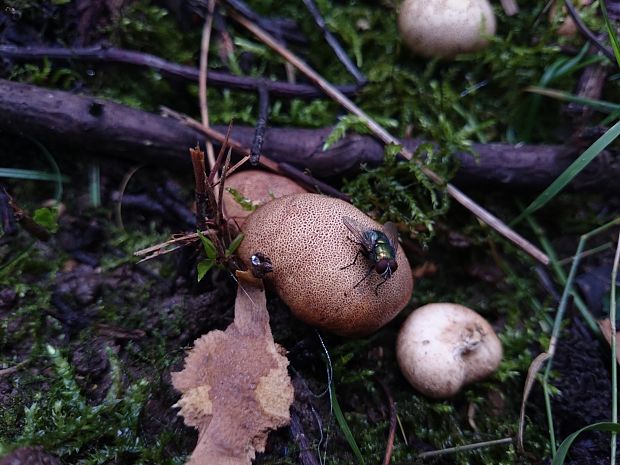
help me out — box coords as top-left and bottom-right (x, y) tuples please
(171, 271), (294, 465)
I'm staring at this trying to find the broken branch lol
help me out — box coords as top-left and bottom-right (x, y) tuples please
(0, 80), (616, 194)
(0, 45), (359, 99)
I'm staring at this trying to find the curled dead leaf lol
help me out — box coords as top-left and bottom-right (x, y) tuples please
(171, 272), (294, 465)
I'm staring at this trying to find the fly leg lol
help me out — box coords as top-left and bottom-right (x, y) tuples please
(374, 275), (389, 295)
(353, 265), (375, 289)
(340, 240), (364, 270)
(374, 267), (393, 295)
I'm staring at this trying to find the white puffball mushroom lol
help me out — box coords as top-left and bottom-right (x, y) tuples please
(396, 303), (502, 398)
(398, 0), (497, 58)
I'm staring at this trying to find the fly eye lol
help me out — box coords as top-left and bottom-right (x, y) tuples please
(389, 259), (398, 272)
(375, 261), (388, 274)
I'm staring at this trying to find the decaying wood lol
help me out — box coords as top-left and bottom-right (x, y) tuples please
(0, 79), (619, 193)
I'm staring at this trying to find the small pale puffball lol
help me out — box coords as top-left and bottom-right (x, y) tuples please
(396, 303), (502, 398)
(398, 0), (496, 58)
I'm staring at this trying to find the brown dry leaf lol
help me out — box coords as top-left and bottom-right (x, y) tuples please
(171, 272), (294, 465)
(598, 318), (620, 364)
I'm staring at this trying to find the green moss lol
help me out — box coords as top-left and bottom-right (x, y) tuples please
(1, 345), (151, 463)
(343, 145), (453, 244)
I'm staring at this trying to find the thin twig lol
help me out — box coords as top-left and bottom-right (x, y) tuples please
(564, 0), (616, 62)
(0, 359), (28, 377)
(250, 85), (270, 165)
(301, 0), (367, 85)
(278, 162), (350, 201)
(115, 164), (144, 230)
(534, 264), (562, 303)
(161, 106), (279, 172)
(0, 45), (360, 99)
(610, 231), (620, 465)
(216, 148), (232, 228)
(221, 0), (307, 44)
(226, 8), (550, 265)
(417, 437), (514, 459)
(133, 230), (210, 262)
(161, 107), (349, 199)
(190, 146), (209, 230)
(375, 377), (397, 465)
(208, 121), (235, 185)
(199, 0), (217, 172)
(290, 409), (321, 465)
(557, 242), (614, 265)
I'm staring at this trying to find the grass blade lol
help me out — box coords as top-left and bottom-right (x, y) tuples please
(89, 162), (101, 208)
(601, 0), (620, 67)
(330, 383), (366, 465)
(513, 119), (620, 224)
(26, 137), (64, 201)
(0, 168), (70, 182)
(610, 232), (620, 465)
(552, 422), (620, 465)
(525, 86), (620, 114)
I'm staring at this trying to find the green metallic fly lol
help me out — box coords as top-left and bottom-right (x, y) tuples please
(340, 216), (399, 295)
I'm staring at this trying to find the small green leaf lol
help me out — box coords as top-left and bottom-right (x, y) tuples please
(226, 188), (255, 212)
(225, 233), (244, 257)
(197, 259), (215, 281)
(33, 207), (59, 234)
(384, 143), (402, 160)
(197, 231), (217, 259)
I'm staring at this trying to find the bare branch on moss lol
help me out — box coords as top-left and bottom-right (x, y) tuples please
(0, 45), (360, 99)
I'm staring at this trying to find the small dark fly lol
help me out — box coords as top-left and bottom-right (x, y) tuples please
(250, 252), (273, 279)
(340, 216), (399, 295)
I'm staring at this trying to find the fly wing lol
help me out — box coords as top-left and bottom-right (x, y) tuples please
(382, 221), (399, 253)
(342, 216), (373, 252)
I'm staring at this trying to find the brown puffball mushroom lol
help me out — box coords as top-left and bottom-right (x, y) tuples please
(222, 170), (308, 228)
(396, 303), (502, 398)
(238, 193), (414, 337)
(398, 0), (496, 58)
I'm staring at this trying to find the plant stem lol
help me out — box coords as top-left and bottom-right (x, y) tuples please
(610, 232), (620, 465)
(524, 212), (599, 334)
(540, 217), (620, 454)
(417, 437), (513, 458)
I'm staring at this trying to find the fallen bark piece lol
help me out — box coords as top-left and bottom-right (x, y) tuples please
(171, 273), (293, 465)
